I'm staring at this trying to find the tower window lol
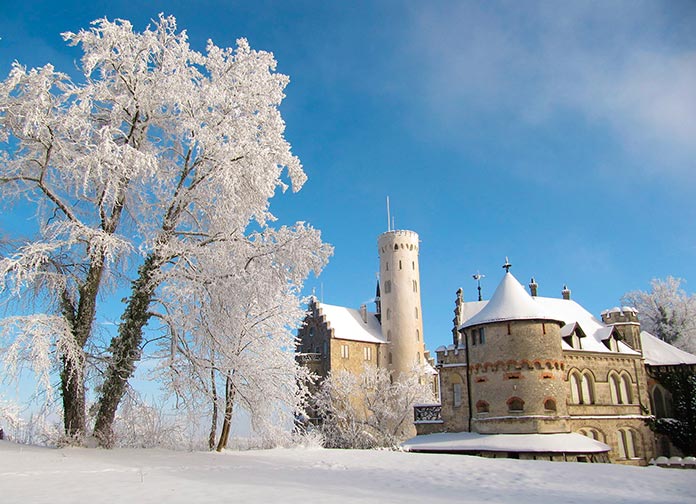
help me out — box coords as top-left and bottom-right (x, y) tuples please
(341, 344), (349, 359)
(399, 260), (402, 270)
(388, 352), (392, 364)
(384, 280), (391, 294)
(387, 330), (392, 342)
(386, 262), (389, 271)
(508, 397), (525, 412)
(415, 307), (419, 319)
(453, 383), (462, 407)
(386, 308), (391, 320)
(364, 347), (372, 361)
(412, 261), (415, 270)
(544, 399), (557, 412)
(412, 280), (418, 292)
(479, 327), (486, 344)
(476, 400), (489, 414)
(416, 329), (420, 341)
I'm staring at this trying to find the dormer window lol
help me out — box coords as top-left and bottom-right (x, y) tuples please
(604, 335), (620, 352)
(561, 323), (586, 349)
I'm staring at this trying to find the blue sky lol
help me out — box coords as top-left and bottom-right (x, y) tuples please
(2, 1), (696, 353)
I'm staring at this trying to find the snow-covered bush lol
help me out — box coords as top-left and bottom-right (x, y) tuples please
(314, 366), (435, 449)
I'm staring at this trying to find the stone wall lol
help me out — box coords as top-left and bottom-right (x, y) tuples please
(464, 320), (569, 434)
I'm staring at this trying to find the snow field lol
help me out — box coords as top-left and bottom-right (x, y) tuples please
(1, 441), (694, 503)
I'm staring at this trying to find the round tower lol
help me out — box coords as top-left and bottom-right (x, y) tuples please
(377, 230), (426, 377)
(461, 272), (569, 434)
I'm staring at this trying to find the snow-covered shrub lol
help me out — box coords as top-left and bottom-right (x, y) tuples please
(314, 366), (435, 449)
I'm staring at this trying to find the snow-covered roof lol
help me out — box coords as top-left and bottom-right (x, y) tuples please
(402, 431), (610, 454)
(640, 331), (696, 367)
(314, 301), (386, 344)
(461, 273), (564, 329)
(458, 273), (639, 355)
(600, 306), (638, 316)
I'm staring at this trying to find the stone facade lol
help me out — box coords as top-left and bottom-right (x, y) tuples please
(418, 272), (692, 465)
(298, 228), (695, 464)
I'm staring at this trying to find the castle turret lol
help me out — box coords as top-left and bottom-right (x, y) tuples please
(601, 306), (642, 352)
(377, 230), (426, 377)
(461, 270), (569, 434)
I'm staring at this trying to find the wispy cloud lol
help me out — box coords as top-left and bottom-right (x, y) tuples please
(403, 1), (696, 179)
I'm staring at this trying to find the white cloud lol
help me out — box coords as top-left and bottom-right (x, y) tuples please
(403, 1), (696, 178)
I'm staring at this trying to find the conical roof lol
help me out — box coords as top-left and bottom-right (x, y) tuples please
(461, 272), (564, 329)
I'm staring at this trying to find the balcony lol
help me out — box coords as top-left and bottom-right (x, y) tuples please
(297, 353), (322, 363)
(414, 404), (443, 423)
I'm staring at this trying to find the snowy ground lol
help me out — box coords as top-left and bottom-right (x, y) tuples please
(1, 441), (694, 503)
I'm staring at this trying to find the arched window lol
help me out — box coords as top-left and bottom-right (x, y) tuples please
(581, 371), (595, 404)
(609, 372), (632, 405)
(620, 374), (633, 404)
(416, 329), (420, 341)
(651, 385), (672, 418)
(508, 397), (524, 412)
(609, 373), (621, 404)
(386, 308), (391, 320)
(544, 399), (557, 412)
(476, 400), (489, 413)
(570, 370), (594, 404)
(617, 428), (638, 459)
(570, 372), (581, 404)
(579, 428), (603, 442)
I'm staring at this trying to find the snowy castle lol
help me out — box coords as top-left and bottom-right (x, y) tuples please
(296, 229), (696, 464)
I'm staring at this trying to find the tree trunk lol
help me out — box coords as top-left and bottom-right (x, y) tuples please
(59, 258), (105, 441)
(208, 367), (218, 451)
(93, 253), (159, 447)
(60, 351), (86, 439)
(215, 373), (235, 452)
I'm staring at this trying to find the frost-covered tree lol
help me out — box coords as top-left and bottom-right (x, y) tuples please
(621, 277), (696, 353)
(156, 225), (325, 450)
(314, 366), (435, 449)
(0, 15), (331, 446)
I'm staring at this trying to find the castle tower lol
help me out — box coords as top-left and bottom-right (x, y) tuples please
(601, 307), (642, 352)
(460, 271), (569, 434)
(377, 230), (426, 377)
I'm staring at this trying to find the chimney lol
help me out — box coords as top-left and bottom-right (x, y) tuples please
(529, 278), (538, 297)
(562, 285), (571, 300)
(360, 304), (368, 323)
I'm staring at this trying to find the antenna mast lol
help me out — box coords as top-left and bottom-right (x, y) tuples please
(386, 196), (391, 232)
